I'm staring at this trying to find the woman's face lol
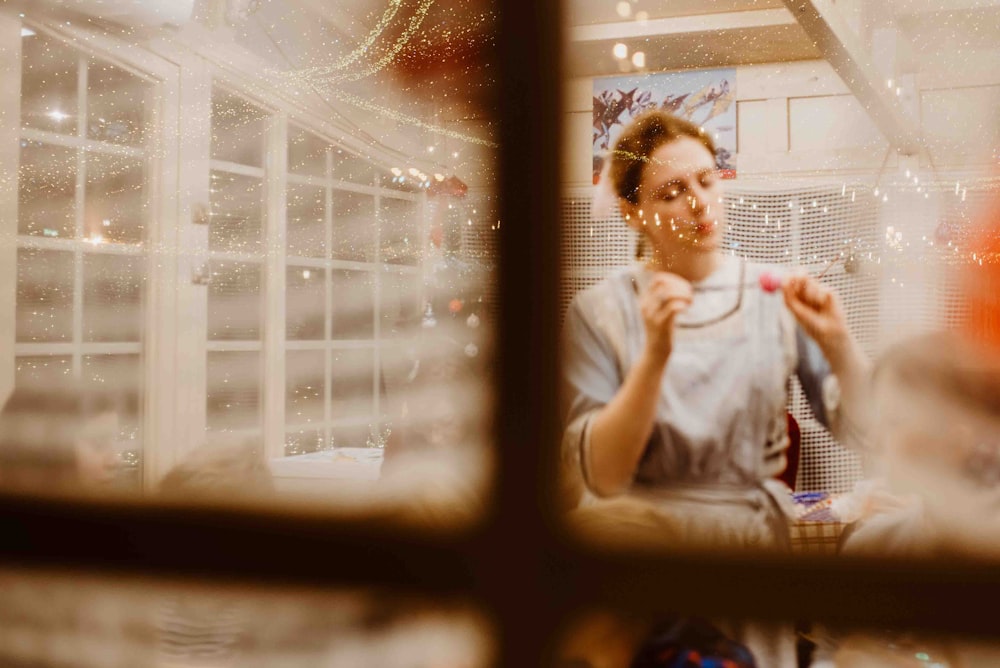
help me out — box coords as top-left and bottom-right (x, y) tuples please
(624, 135), (723, 258)
(75, 410), (120, 487)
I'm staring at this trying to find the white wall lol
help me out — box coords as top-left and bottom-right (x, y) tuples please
(563, 58), (1000, 188)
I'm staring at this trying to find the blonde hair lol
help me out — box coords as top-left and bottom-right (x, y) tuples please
(159, 438), (273, 498)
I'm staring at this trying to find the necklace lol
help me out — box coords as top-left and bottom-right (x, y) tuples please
(631, 260), (745, 329)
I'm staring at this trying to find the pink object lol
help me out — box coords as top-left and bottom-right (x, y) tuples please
(759, 272), (782, 293)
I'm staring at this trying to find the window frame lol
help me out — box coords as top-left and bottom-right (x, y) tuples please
(2, 5), (1000, 666)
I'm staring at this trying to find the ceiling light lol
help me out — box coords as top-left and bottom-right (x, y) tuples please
(631, 51), (645, 68)
(616, 2), (631, 18)
(21, 27), (35, 37)
(612, 43), (628, 59)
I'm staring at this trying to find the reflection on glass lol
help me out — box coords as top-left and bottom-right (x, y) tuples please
(207, 351), (261, 432)
(208, 261), (262, 341)
(83, 253), (144, 342)
(7, 0), (497, 520)
(287, 183), (326, 258)
(14, 356), (73, 392)
(380, 270), (422, 338)
(331, 146), (376, 184)
(286, 265), (325, 340)
(330, 270), (374, 339)
(330, 349), (374, 420)
(87, 60), (148, 146)
(287, 125), (328, 177)
(211, 88), (268, 166)
(20, 33), (78, 135)
(81, 354), (143, 490)
(380, 197), (421, 266)
(16, 248), (73, 343)
(284, 428), (325, 456)
(209, 170), (263, 253)
(331, 190), (376, 261)
(18, 141), (76, 238)
(285, 351), (325, 425)
(85, 152), (146, 245)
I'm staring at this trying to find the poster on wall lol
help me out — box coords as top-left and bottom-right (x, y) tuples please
(593, 68), (736, 187)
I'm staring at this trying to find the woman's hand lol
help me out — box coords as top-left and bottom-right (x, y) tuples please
(641, 273), (693, 362)
(782, 273), (850, 355)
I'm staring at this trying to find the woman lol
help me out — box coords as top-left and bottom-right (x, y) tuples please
(561, 109), (871, 665)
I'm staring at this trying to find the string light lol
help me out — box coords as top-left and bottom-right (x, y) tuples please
(327, 89), (498, 147)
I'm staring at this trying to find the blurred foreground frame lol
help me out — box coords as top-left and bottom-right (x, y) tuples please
(3, 1), (1000, 665)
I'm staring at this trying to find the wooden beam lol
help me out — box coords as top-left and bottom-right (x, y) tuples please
(782, 0), (922, 154)
(570, 8), (795, 42)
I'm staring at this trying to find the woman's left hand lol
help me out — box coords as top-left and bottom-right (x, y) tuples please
(782, 272), (850, 351)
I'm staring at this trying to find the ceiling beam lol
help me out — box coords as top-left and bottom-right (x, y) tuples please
(782, 0), (922, 155)
(570, 8), (795, 42)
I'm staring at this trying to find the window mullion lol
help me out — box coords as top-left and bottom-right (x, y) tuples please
(72, 55), (88, 378)
(324, 149), (333, 450)
(263, 113), (288, 459)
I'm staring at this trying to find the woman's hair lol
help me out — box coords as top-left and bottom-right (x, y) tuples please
(608, 110), (716, 205)
(159, 438), (273, 499)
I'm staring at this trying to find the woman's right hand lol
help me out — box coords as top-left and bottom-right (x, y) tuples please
(640, 272), (693, 362)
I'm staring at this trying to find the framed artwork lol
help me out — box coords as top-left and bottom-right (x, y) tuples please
(593, 68), (736, 185)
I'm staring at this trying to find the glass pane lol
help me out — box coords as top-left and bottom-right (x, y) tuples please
(84, 152), (146, 245)
(21, 33), (78, 135)
(330, 349), (374, 420)
(383, 167), (424, 193)
(285, 351), (325, 425)
(286, 265), (325, 340)
(81, 354), (143, 491)
(380, 197), (422, 266)
(330, 269), (374, 339)
(284, 428), (326, 456)
(209, 170), (263, 253)
(287, 125), (327, 176)
(331, 190), (375, 261)
(211, 88), (268, 166)
(18, 140), (76, 239)
(206, 351), (260, 431)
(0, 569), (491, 668)
(83, 253), (144, 343)
(381, 270), (422, 338)
(14, 355), (73, 391)
(287, 183), (326, 258)
(331, 147), (376, 184)
(16, 248), (73, 343)
(558, 0), (1000, 562)
(87, 59), (149, 146)
(208, 261), (262, 341)
(329, 422), (379, 451)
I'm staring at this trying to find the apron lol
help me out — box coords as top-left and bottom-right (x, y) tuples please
(622, 258), (793, 550)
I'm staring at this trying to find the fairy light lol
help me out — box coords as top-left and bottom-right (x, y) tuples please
(297, 0), (402, 75)
(319, 0), (435, 85)
(327, 89), (498, 147)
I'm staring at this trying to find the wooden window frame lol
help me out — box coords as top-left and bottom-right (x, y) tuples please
(2, 4), (1000, 667)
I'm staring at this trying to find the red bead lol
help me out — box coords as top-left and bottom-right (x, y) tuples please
(759, 272), (782, 293)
